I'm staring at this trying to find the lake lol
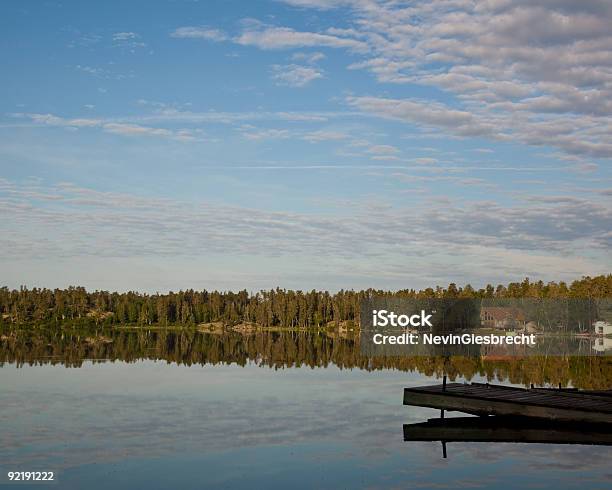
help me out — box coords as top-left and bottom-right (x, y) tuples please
(1, 329), (611, 489)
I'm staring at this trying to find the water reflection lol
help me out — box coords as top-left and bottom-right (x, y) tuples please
(1, 327), (611, 389)
(403, 416), (612, 460)
(1, 325), (611, 489)
(1, 360), (611, 489)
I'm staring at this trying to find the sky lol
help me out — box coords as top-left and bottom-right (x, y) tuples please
(0, 0), (610, 293)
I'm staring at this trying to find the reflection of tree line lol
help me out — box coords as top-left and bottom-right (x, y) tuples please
(1, 328), (610, 390)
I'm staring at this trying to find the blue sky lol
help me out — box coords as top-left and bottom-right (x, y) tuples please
(1, 0), (610, 292)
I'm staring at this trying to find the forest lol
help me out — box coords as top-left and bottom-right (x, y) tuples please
(0, 275), (610, 328)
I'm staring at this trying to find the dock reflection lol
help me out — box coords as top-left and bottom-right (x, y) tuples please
(403, 416), (612, 459)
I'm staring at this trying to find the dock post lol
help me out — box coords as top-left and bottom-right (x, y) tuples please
(441, 375), (447, 418)
(442, 441), (447, 459)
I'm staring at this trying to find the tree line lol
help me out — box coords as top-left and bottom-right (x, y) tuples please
(0, 275), (610, 328)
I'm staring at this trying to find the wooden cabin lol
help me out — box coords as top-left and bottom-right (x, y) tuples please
(480, 307), (526, 329)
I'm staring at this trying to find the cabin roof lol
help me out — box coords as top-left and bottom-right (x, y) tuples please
(480, 306), (525, 321)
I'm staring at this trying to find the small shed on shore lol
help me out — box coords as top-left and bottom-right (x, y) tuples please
(593, 320), (612, 336)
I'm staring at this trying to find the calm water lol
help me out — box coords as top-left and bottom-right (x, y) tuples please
(1, 329), (611, 489)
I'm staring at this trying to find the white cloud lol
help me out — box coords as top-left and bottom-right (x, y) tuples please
(102, 123), (172, 137)
(112, 32), (138, 41)
(11, 109), (353, 128)
(413, 157), (437, 165)
(366, 144), (399, 155)
(348, 97), (495, 138)
(347, 95), (612, 159)
(12, 113), (198, 142)
(301, 130), (348, 142)
(76, 65), (107, 77)
(170, 27), (228, 41)
(102, 123), (198, 141)
(239, 1), (612, 160)
(291, 51), (326, 63)
(235, 26), (368, 51)
(370, 155), (400, 161)
(280, 0), (354, 9)
(271, 64), (323, 87)
(14, 113), (101, 128)
(112, 31), (146, 50)
(75, 65), (134, 81)
(241, 128), (290, 140)
(0, 180), (608, 284)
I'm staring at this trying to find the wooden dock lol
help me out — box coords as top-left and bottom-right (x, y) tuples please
(403, 416), (612, 446)
(403, 382), (612, 424)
